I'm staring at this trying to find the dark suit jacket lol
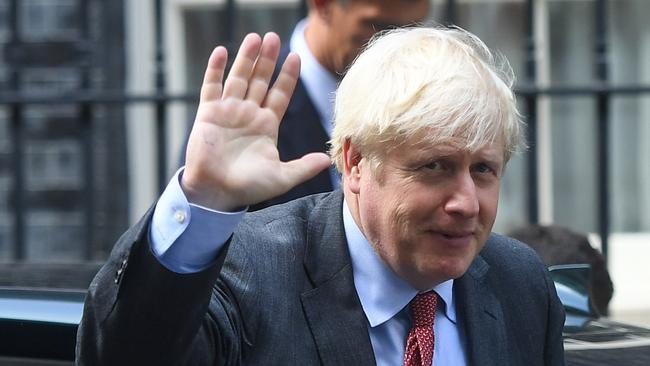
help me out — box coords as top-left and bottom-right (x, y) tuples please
(76, 190), (566, 365)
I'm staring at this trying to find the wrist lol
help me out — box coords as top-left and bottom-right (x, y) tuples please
(180, 171), (242, 212)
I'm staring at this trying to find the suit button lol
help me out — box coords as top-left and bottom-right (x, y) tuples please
(115, 257), (128, 284)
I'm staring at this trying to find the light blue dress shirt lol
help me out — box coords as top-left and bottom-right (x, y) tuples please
(150, 169), (467, 365)
(150, 168), (245, 273)
(342, 202), (467, 366)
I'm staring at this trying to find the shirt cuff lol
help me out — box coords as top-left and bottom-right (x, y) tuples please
(150, 167), (246, 273)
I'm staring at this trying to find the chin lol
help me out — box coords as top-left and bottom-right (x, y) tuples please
(429, 257), (475, 282)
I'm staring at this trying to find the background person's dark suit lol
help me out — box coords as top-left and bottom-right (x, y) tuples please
(76, 190), (566, 366)
(252, 45), (333, 210)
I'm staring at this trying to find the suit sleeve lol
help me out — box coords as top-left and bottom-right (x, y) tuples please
(75, 209), (245, 366)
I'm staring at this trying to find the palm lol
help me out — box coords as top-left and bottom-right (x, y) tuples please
(183, 33), (330, 211)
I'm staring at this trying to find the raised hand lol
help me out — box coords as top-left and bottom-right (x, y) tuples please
(181, 33), (331, 211)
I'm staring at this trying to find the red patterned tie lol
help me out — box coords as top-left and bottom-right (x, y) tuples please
(403, 291), (437, 366)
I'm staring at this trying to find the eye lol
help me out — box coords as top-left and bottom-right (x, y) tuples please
(423, 161), (442, 171)
(472, 162), (499, 176)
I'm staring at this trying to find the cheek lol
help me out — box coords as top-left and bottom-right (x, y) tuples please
(382, 186), (428, 246)
(357, 177), (383, 232)
(479, 185), (500, 228)
(359, 179), (404, 240)
(333, 14), (357, 42)
(341, 17), (371, 50)
(394, 185), (441, 224)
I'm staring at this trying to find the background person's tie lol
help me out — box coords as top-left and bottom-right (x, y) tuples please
(403, 291), (437, 366)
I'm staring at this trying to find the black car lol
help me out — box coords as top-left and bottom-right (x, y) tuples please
(0, 266), (649, 365)
(0, 287), (84, 365)
(552, 265), (650, 365)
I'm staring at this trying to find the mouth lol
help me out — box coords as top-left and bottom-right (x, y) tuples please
(428, 230), (475, 247)
(436, 228), (474, 237)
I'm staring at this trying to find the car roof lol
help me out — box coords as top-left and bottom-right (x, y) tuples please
(0, 287), (86, 325)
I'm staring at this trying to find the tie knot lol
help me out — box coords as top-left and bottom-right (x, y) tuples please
(410, 291), (437, 328)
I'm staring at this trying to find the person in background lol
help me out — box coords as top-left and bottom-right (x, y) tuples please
(267, 0), (430, 209)
(77, 26), (565, 365)
(509, 224), (614, 315)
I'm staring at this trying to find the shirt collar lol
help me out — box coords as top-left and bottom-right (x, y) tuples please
(343, 199), (457, 327)
(289, 18), (338, 136)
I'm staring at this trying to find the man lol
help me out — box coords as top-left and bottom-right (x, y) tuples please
(251, 0), (430, 209)
(77, 27), (566, 365)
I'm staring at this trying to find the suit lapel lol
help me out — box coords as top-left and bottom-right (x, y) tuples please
(455, 247), (510, 366)
(300, 191), (376, 365)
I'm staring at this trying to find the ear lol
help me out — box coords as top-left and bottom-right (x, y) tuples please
(343, 139), (363, 194)
(310, 0), (336, 20)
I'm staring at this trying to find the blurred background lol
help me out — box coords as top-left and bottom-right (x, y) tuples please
(0, 0), (648, 325)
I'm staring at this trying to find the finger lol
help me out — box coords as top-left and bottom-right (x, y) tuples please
(263, 52), (300, 119)
(199, 46), (228, 103)
(245, 32), (281, 104)
(279, 152), (331, 191)
(223, 33), (262, 99)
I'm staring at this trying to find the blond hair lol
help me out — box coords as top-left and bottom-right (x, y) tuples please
(329, 26), (524, 172)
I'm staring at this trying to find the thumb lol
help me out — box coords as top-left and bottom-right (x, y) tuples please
(279, 153), (332, 190)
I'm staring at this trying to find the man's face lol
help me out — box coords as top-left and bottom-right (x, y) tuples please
(349, 138), (504, 290)
(326, 0), (430, 74)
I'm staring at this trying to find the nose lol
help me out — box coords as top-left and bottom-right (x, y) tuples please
(444, 171), (480, 218)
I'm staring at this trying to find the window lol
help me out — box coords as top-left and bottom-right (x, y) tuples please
(21, 67), (81, 95)
(20, 0), (79, 40)
(0, 0), (8, 42)
(25, 140), (82, 191)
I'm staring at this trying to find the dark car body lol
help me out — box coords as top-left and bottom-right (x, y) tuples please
(552, 264), (650, 365)
(0, 287), (84, 365)
(0, 267), (649, 365)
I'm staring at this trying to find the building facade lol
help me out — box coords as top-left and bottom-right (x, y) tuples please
(1, 0), (649, 322)
(0, 0), (127, 284)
